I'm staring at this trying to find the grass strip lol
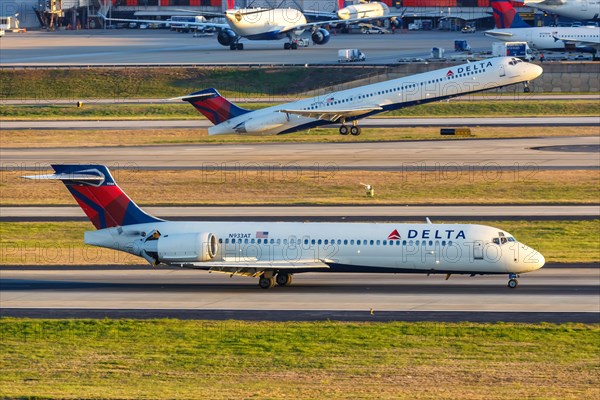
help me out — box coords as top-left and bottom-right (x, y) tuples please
(1, 319), (598, 399)
(1, 220), (598, 265)
(1, 100), (598, 120)
(2, 169), (598, 206)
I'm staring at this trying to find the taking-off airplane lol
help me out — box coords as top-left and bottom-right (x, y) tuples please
(25, 165), (545, 289)
(100, 0), (377, 50)
(173, 56), (543, 136)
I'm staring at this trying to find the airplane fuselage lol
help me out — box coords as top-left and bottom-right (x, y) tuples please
(208, 57), (542, 135)
(337, 2), (390, 19)
(224, 8), (308, 40)
(85, 221), (545, 275)
(525, 0), (600, 21)
(486, 26), (600, 50)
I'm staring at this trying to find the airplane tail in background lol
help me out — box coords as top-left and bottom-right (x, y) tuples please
(23, 165), (162, 230)
(177, 88), (251, 125)
(227, 0), (235, 9)
(337, 0), (348, 10)
(491, 0), (531, 28)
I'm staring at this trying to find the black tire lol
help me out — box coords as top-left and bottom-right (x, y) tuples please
(230, 44), (236, 50)
(259, 276), (274, 289)
(276, 273), (292, 286)
(350, 126), (361, 136)
(291, 42), (298, 50)
(284, 42), (291, 50)
(508, 279), (518, 289)
(236, 43), (244, 50)
(339, 125), (350, 135)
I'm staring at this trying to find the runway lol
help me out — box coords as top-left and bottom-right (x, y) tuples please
(1, 266), (598, 322)
(2, 205), (598, 222)
(3, 116), (599, 130)
(2, 136), (598, 169)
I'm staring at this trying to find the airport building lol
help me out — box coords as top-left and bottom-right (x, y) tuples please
(3, 0), (534, 29)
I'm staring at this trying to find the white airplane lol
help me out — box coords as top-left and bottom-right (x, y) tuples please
(486, 0), (600, 55)
(24, 165), (545, 289)
(523, 0), (600, 21)
(172, 57), (543, 136)
(99, 1), (368, 50)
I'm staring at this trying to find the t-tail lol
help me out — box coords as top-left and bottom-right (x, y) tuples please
(174, 88), (251, 125)
(491, 0), (530, 28)
(23, 164), (162, 229)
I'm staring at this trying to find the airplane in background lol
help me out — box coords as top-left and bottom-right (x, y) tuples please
(305, 0), (406, 28)
(99, 0), (377, 50)
(172, 56), (542, 136)
(522, 0), (600, 21)
(486, 0), (600, 55)
(24, 164), (545, 289)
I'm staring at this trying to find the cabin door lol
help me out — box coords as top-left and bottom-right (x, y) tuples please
(473, 240), (484, 260)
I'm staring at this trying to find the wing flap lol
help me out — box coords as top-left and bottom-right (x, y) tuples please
(169, 259), (331, 277)
(279, 106), (382, 122)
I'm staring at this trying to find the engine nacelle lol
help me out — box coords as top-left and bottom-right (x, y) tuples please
(143, 232), (218, 264)
(311, 28), (330, 45)
(235, 112), (290, 134)
(217, 29), (237, 46)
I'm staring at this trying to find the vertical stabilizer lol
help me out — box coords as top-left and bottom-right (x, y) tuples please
(491, 0), (531, 28)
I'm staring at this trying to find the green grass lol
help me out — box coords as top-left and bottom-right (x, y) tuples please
(1, 100), (598, 120)
(1, 220), (598, 265)
(0, 319), (598, 399)
(0, 67), (370, 100)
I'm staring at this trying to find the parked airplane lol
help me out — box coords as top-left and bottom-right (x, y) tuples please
(486, 0), (600, 55)
(99, 0), (368, 50)
(24, 164), (545, 289)
(172, 57), (542, 136)
(306, 0), (405, 26)
(523, 0), (600, 21)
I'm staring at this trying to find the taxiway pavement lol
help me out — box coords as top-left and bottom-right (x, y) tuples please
(3, 136), (598, 169)
(1, 266), (598, 322)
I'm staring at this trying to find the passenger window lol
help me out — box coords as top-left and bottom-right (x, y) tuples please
(344, 239), (348, 245)
(311, 239), (316, 245)
(357, 240), (361, 245)
(383, 240), (387, 246)
(318, 239), (322, 245)
(350, 240), (355, 245)
(376, 240), (381, 245)
(370, 240), (374, 245)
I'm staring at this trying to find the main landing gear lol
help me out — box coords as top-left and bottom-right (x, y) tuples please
(284, 42), (299, 50)
(507, 273), (519, 289)
(229, 43), (244, 50)
(258, 272), (293, 289)
(523, 81), (531, 93)
(339, 120), (361, 136)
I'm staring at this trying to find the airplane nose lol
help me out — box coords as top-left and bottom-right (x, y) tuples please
(530, 63), (543, 80)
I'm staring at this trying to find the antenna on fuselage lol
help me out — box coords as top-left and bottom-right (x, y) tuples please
(426, 217), (432, 224)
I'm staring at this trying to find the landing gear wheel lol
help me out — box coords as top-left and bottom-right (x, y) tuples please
(259, 275), (275, 289)
(523, 81), (531, 93)
(350, 126), (361, 136)
(291, 42), (298, 50)
(230, 44), (237, 50)
(339, 125), (349, 135)
(276, 272), (293, 287)
(284, 42), (291, 50)
(508, 278), (518, 289)
(236, 43), (244, 50)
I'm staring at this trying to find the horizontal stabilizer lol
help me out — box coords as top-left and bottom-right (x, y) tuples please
(22, 172), (105, 184)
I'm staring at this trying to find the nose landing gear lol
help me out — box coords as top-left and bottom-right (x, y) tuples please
(507, 273), (519, 289)
(523, 81), (531, 93)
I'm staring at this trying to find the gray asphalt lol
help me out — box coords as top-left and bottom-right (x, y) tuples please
(1, 267), (598, 322)
(0, 30), (498, 65)
(3, 136), (598, 169)
(3, 116), (599, 130)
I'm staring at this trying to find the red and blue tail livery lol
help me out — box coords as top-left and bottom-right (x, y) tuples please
(25, 165), (161, 229)
(177, 88), (251, 125)
(491, 0), (530, 29)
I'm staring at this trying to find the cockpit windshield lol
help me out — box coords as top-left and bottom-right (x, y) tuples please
(508, 58), (524, 66)
(492, 232), (516, 245)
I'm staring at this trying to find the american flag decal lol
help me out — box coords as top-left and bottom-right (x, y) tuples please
(256, 231), (269, 238)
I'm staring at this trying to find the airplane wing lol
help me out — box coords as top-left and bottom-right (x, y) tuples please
(280, 16), (400, 34)
(279, 106), (382, 122)
(524, 0), (566, 5)
(171, 258), (331, 277)
(97, 13), (229, 30)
